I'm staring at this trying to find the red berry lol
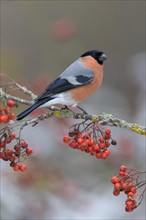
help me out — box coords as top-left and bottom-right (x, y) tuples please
(9, 113), (15, 120)
(113, 190), (120, 196)
(128, 192), (134, 197)
(111, 176), (120, 184)
(95, 152), (102, 158)
(0, 141), (5, 148)
(14, 144), (20, 151)
(93, 145), (100, 151)
(20, 141), (28, 148)
(99, 143), (105, 149)
(13, 164), (19, 171)
(114, 183), (121, 190)
(121, 182), (128, 190)
(5, 149), (13, 156)
(80, 146), (85, 151)
(7, 100), (16, 108)
(104, 134), (111, 140)
(104, 149), (110, 156)
(88, 139), (94, 146)
(9, 132), (16, 139)
(77, 138), (84, 144)
(120, 165), (127, 172)
(119, 171), (126, 176)
(88, 146), (93, 152)
(130, 187), (137, 194)
(81, 142), (88, 148)
(101, 152), (108, 159)
(4, 107), (11, 114)
(125, 200), (133, 207)
(19, 164), (27, 172)
(0, 115), (9, 123)
(79, 133), (85, 139)
(74, 129), (79, 135)
(6, 137), (11, 143)
(69, 141), (76, 148)
(85, 139), (90, 145)
(105, 129), (111, 135)
(63, 135), (71, 143)
(26, 148), (33, 155)
(105, 142), (110, 148)
(99, 137), (104, 143)
(128, 182), (134, 188)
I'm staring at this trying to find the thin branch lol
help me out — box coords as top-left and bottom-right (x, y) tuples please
(0, 73), (36, 99)
(14, 82), (37, 100)
(0, 88), (34, 105)
(0, 80), (146, 136)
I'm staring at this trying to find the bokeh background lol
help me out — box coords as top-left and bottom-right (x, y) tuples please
(0, 1), (145, 219)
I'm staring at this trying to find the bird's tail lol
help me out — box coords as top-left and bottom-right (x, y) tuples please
(17, 97), (52, 121)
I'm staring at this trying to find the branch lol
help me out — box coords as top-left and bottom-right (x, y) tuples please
(17, 109), (145, 136)
(0, 80), (145, 136)
(0, 88), (34, 106)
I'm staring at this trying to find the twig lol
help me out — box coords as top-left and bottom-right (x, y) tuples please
(0, 88), (34, 105)
(0, 80), (146, 136)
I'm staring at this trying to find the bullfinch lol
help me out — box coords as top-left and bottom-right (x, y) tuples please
(17, 49), (107, 120)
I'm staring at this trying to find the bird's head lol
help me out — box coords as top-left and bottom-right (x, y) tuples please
(81, 49), (107, 65)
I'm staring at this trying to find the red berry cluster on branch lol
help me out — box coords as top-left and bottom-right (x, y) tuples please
(63, 121), (117, 159)
(0, 99), (33, 171)
(111, 166), (146, 212)
(0, 100), (16, 123)
(0, 130), (33, 172)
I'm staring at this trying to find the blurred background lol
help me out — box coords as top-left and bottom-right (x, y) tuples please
(0, 1), (145, 219)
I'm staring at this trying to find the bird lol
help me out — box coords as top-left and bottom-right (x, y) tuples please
(17, 49), (107, 120)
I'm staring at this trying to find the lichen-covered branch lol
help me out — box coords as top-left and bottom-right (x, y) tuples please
(17, 109), (145, 136)
(0, 78), (146, 136)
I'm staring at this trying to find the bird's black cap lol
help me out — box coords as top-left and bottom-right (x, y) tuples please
(81, 49), (107, 65)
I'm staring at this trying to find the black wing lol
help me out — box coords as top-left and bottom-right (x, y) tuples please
(35, 76), (93, 101)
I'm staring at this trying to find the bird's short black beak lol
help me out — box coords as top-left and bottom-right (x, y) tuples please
(99, 54), (107, 62)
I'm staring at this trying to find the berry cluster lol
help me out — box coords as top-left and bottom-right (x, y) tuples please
(0, 100), (16, 123)
(0, 99), (33, 172)
(0, 130), (33, 172)
(111, 166), (145, 212)
(63, 123), (117, 159)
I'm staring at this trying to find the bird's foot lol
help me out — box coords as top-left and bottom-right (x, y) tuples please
(62, 105), (72, 111)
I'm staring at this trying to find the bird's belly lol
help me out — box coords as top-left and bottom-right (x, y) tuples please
(40, 93), (77, 107)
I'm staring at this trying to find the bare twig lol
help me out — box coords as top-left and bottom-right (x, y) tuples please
(0, 88), (34, 105)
